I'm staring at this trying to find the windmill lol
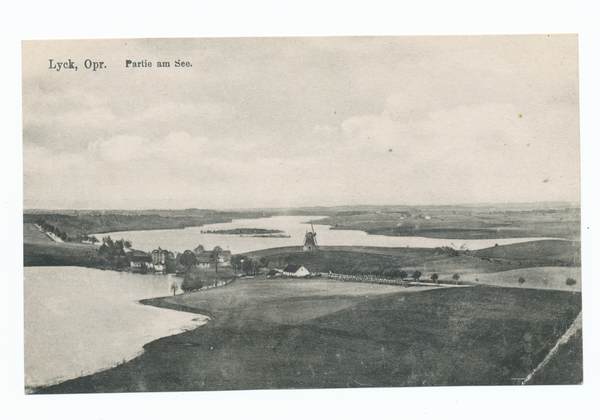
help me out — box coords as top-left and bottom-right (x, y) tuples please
(302, 222), (318, 251)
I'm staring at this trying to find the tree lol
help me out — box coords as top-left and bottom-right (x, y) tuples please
(399, 271), (408, 281)
(99, 242), (109, 254)
(251, 259), (261, 275)
(180, 250), (197, 272)
(412, 270), (422, 282)
(242, 257), (254, 275)
(171, 282), (179, 296)
(103, 236), (114, 248)
(518, 276), (525, 287)
(231, 254), (243, 273)
(181, 273), (203, 292)
(452, 274), (460, 285)
(566, 278), (576, 288)
(210, 246), (223, 273)
(430, 273), (439, 284)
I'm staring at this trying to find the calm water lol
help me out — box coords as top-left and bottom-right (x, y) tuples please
(24, 267), (207, 389)
(95, 215), (560, 254)
(27, 216), (558, 389)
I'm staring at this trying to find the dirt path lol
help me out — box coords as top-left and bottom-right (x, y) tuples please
(522, 310), (582, 385)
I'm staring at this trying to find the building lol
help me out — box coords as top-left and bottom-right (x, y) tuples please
(219, 250), (232, 266)
(128, 250), (153, 270)
(196, 253), (211, 268)
(151, 248), (171, 272)
(282, 264), (310, 277)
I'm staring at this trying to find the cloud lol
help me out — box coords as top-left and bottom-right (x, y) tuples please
(89, 135), (149, 162)
(22, 36), (580, 209)
(133, 102), (227, 123)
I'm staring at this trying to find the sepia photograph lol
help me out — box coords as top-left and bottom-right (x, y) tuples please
(22, 34), (582, 396)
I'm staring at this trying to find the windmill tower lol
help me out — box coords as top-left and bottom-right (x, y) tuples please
(303, 223), (318, 251)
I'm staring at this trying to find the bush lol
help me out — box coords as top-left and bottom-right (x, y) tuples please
(181, 273), (203, 292)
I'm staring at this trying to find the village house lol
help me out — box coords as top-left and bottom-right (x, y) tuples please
(219, 250), (232, 266)
(196, 253), (211, 268)
(282, 264), (310, 277)
(193, 245), (231, 267)
(128, 250), (153, 270)
(151, 248), (174, 272)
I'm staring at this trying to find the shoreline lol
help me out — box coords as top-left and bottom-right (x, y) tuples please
(139, 297), (216, 319)
(32, 282), (582, 393)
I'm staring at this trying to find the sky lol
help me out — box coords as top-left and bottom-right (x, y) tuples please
(22, 35), (580, 210)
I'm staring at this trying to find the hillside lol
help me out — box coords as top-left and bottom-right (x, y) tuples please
(312, 206), (580, 240)
(35, 280), (582, 392)
(242, 240), (580, 278)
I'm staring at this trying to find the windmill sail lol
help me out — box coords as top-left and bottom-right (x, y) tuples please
(302, 222), (318, 251)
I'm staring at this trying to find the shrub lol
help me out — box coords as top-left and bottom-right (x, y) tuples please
(181, 273), (203, 292)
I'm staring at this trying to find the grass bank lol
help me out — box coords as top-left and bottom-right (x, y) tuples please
(243, 241), (579, 280)
(34, 277), (581, 393)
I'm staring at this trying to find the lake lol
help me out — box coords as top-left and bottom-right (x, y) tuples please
(94, 215), (561, 254)
(27, 216), (559, 390)
(24, 267), (207, 390)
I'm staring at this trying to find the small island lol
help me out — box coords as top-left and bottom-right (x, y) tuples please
(201, 228), (290, 238)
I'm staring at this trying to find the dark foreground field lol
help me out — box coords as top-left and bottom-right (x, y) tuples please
(34, 278), (582, 393)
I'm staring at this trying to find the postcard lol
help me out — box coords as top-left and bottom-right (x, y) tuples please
(22, 35), (581, 394)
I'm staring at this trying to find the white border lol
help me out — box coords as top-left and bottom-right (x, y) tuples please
(3, 1), (598, 419)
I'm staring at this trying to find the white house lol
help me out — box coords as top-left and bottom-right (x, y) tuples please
(282, 264), (310, 277)
(196, 253), (211, 268)
(128, 250), (153, 270)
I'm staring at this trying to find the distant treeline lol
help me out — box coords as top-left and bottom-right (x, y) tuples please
(24, 211), (262, 237)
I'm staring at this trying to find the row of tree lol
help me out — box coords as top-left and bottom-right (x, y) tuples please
(36, 218), (69, 242)
(230, 255), (262, 275)
(516, 276), (577, 289)
(36, 218), (102, 244)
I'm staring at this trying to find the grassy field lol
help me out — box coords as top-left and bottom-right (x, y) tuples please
(34, 277), (582, 393)
(24, 223), (99, 267)
(467, 240), (580, 266)
(244, 240), (579, 279)
(312, 205), (580, 240)
(23, 223), (55, 243)
(460, 267), (582, 292)
(527, 327), (583, 385)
